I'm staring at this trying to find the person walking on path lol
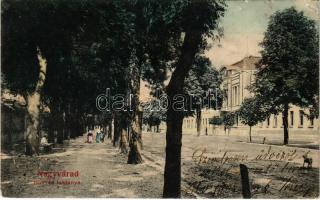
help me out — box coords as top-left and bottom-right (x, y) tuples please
(96, 131), (101, 143)
(87, 131), (93, 143)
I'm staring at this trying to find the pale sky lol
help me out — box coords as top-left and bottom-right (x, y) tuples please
(205, 0), (319, 67)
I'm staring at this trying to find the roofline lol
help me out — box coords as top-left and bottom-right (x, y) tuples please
(229, 55), (261, 67)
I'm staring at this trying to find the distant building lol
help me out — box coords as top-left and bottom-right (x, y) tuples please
(181, 56), (318, 134)
(220, 55), (259, 111)
(182, 109), (220, 134)
(221, 55), (318, 131)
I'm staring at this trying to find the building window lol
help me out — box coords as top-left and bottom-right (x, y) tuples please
(232, 86), (239, 106)
(232, 87), (234, 106)
(274, 115), (277, 127)
(235, 87), (237, 105)
(232, 87), (236, 106)
(290, 111), (294, 127)
(236, 87), (237, 105)
(224, 89), (228, 108)
(299, 110), (304, 126)
(237, 86), (239, 105)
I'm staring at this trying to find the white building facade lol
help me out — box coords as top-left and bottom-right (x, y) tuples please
(181, 56), (319, 135)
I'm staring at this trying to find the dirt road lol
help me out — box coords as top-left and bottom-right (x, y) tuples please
(1, 136), (163, 198)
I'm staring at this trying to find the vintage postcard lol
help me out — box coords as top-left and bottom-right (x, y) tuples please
(1, 0), (319, 198)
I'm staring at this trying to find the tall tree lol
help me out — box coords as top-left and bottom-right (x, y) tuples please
(184, 55), (222, 136)
(2, 0), (83, 154)
(209, 116), (223, 134)
(142, 99), (166, 132)
(162, 0), (226, 197)
(253, 7), (319, 145)
(2, 0), (135, 152)
(221, 111), (235, 135)
(237, 97), (268, 142)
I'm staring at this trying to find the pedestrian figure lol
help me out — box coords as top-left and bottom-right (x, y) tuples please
(100, 131), (106, 143)
(87, 131), (93, 143)
(96, 131), (101, 143)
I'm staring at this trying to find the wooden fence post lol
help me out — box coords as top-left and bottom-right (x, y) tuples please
(240, 164), (251, 198)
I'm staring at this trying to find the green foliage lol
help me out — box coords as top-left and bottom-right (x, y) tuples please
(2, 0), (134, 117)
(138, 0), (226, 89)
(253, 7), (319, 113)
(209, 116), (223, 125)
(2, 0), (227, 138)
(237, 97), (268, 127)
(142, 99), (166, 126)
(2, 0), (226, 113)
(184, 55), (222, 114)
(221, 111), (235, 129)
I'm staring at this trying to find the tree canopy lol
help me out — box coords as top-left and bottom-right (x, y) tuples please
(253, 7), (319, 113)
(252, 7), (318, 144)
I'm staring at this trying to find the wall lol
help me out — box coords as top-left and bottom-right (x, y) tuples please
(1, 104), (27, 151)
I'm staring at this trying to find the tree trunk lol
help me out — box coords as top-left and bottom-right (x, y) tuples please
(71, 114), (81, 138)
(56, 113), (64, 144)
(127, 110), (143, 164)
(78, 115), (85, 136)
(67, 113), (76, 139)
(102, 124), (107, 141)
(148, 124), (151, 132)
(163, 31), (201, 198)
(196, 107), (201, 136)
(120, 126), (128, 154)
(127, 57), (143, 164)
(249, 126), (252, 142)
(113, 114), (120, 147)
(138, 111), (143, 150)
(163, 109), (184, 198)
(63, 112), (69, 141)
(25, 47), (47, 156)
(69, 109), (80, 139)
(127, 126), (130, 142)
(282, 103), (289, 145)
(107, 120), (112, 140)
(47, 115), (55, 143)
(156, 124), (159, 133)
(80, 115), (86, 135)
(53, 107), (65, 144)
